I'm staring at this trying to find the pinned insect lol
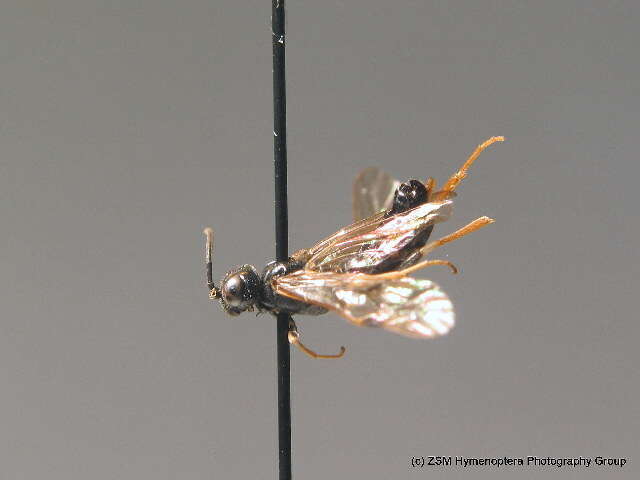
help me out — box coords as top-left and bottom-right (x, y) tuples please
(204, 136), (504, 358)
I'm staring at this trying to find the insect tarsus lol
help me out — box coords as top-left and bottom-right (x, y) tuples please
(287, 319), (346, 359)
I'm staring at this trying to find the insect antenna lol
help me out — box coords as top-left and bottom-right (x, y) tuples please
(203, 227), (221, 299)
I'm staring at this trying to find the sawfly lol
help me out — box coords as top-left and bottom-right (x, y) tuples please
(204, 136), (504, 358)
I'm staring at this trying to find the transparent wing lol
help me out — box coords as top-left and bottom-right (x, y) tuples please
(298, 199), (453, 274)
(352, 167), (400, 222)
(275, 271), (454, 339)
(291, 210), (387, 264)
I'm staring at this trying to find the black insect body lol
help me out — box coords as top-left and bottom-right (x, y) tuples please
(388, 179), (430, 216)
(205, 137), (504, 358)
(259, 260), (327, 315)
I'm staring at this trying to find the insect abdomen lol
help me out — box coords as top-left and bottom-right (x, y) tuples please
(350, 224), (433, 274)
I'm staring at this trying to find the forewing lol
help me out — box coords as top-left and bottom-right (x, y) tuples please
(303, 199), (453, 273)
(275, 271), (454, 339)
(352, 167), (400, 222)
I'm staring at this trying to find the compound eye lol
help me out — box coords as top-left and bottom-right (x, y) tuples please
(223, 274), (247, 307)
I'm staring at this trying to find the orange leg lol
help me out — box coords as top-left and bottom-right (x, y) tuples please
(424, 177), (437, 200)
(420, 216), (494, 256)
(432, 136), (504, 200)
(373, 259), (459, 280)
(374, 216), (494, 279)
(288, 320), (346, 359)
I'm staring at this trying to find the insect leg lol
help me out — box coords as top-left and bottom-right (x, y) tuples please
(203, 228), (220, 299)
(287, 319), (346, 359)
(371, 216), (494, 279)
(424, 177), (436, 200)
(371, 259), (458, 280)
(419, 216), (495, 257)
(434, 136), (504, 199)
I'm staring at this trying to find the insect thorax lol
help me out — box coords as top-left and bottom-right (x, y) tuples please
(259, 259), (327, 316)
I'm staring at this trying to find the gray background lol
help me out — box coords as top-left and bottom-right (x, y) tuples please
(1, 1), (638, 478)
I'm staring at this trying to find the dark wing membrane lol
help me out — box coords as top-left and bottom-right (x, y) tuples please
(352, 167), (400, 222)
(301, 200), (453, 273)
(275, 271), (454, 339)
